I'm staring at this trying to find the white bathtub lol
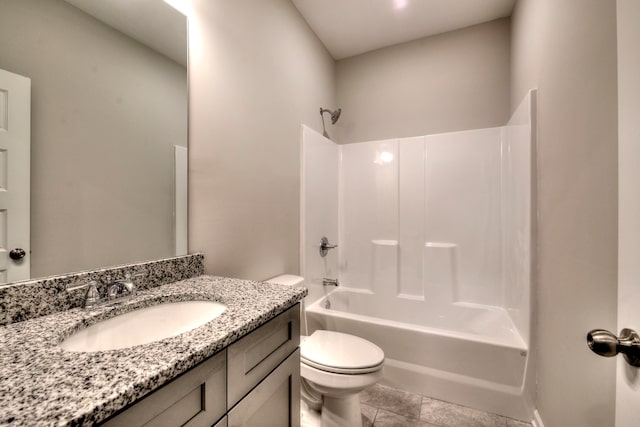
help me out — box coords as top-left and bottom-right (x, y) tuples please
(305, 288), (534, 421)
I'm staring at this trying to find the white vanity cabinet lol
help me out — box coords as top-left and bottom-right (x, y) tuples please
(102, 304), (301, 427)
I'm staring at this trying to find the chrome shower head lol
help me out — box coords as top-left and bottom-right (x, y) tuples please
(329, 108), (341, 124)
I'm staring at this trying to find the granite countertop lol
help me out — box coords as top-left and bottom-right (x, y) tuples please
(0, 275), (307, 426)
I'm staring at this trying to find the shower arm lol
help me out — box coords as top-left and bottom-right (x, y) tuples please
(320, 108), (328, 137)
(319, 107), (341, 138)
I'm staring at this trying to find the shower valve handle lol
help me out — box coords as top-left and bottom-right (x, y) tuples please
(319, 237), (338, 257)
(587, 328), (640, 367)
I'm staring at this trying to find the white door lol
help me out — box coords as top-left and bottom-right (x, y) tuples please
(0, 69), (30, 283)
(616, 0), (640, 425)
(174, 145), (188, 256)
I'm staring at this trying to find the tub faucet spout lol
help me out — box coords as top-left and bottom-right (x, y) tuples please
(322, 278), (339, 287)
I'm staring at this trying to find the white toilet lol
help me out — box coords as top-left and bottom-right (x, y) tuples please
(266, 275), (384, 427)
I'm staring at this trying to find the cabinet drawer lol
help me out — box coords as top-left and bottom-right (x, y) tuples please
(228, 349), (300, 427)
(227, 304), (300, 408)
(103, 349), (226, 427)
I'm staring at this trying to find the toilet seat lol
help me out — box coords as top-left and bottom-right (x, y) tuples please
(301, 330), (384, 375)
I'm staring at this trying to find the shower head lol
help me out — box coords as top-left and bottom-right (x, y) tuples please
(320, 108), (341, 125)
(330, 108), (341, 124)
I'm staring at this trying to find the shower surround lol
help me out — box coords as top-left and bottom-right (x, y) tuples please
(300, 91), (536, 421)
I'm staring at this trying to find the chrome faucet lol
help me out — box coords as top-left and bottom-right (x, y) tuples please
(107, 275), (134, 299)
(66, 271), (146, 308)
(107, 272), (145, 301)
(322, 278), (339, 287)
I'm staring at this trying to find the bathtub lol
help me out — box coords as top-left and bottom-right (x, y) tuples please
(305, 288), (534, 421)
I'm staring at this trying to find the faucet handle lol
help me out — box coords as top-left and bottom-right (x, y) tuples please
(319, 237), (338, 257)
(84, 281), (101, 307)
(66, 280), (100, 308)
(129, 271), (146, 279)
(127, 271), (146, 290)
(121, 271), (146, 281)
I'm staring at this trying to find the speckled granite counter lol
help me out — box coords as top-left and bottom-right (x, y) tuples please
(0, 275), (307, 426)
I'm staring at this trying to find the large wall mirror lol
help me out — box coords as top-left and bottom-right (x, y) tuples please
(0, 0), (188, 286)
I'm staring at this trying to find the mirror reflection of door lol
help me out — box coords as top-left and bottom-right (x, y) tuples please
(0, 68), (30, 283)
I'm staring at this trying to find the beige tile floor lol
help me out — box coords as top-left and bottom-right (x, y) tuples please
(301, 384), (532, 427)
(361, 384), (532, 427)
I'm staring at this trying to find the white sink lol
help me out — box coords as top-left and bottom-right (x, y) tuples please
(60, 301), (227, 352)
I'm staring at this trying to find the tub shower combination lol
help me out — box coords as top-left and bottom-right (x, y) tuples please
(301, 91), (536, 421)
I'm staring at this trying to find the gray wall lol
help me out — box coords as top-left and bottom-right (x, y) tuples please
(187, 0), (336, 280)
(511, 1), (618, 425)
(178, 1), (616, 423)
(0, 0), (187, 279)
(335, 18), (511, 144)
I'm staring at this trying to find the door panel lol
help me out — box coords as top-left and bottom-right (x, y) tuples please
(0, 68), (30, 283)
(617, 0), (640, 425)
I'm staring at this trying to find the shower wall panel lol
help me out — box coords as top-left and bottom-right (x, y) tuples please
(340, 128), (504, 307)
(300, 125), (339, 304)
(501, 91), (535, 345)
(424, 128), (503, 306)
(340, 140), (398, 291)
(398, 137), (426, 298)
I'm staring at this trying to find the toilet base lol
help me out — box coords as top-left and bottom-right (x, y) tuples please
(321, 393), (362, 427)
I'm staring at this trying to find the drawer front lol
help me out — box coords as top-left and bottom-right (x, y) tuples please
(103, 349), (226, 427)
(227, 304), (300, 408)
(228, 349), (300, 427)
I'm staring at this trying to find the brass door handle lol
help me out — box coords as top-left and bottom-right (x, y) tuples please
(587, 328), (640, 367)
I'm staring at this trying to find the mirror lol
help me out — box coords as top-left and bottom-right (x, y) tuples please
(0, 0), (188, 285)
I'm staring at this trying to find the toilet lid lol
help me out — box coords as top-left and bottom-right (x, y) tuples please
(300, 330), (384, 374)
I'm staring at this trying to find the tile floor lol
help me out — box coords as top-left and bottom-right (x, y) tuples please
(301, 384), (532, 427)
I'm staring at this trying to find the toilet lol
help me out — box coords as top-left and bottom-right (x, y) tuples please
(266, 275), (384, 427)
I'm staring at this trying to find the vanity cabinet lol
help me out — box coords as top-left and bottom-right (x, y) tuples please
(227, 303), (300, 427)
(103, 350), (226, 427)
(227, 303), (300, 407)
(102, 304), (300, 427)
(227, 350), (300, 427)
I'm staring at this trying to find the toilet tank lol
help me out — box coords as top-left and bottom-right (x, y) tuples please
(265, 275), (304, 287)
(266, 274), (307, 335)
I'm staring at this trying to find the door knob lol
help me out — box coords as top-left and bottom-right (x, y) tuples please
(9, 248), (26, 260)
(587, 328), (640, 367)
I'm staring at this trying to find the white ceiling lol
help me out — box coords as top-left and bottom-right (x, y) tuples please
(292, 0), (516, 60)
(64, 0), (187, 67)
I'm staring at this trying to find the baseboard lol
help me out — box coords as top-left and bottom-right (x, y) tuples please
(531, 410), (544, 427)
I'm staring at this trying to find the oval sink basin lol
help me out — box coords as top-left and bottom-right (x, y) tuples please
(60, 301), (226, 352)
